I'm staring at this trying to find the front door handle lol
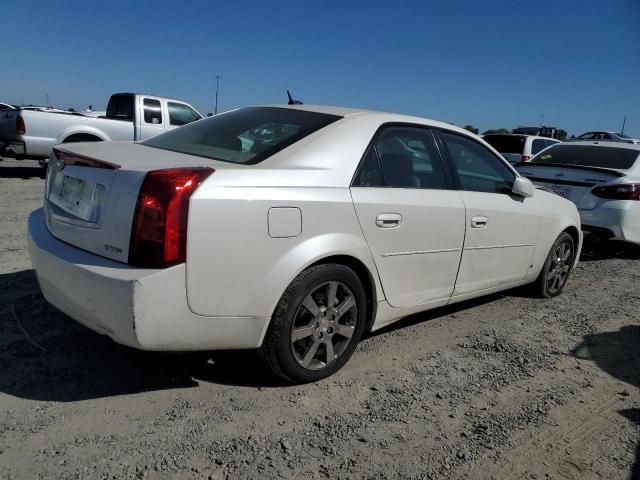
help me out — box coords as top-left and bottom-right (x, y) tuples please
(471, 216), (489, 228)
(375, 213), (402, 228)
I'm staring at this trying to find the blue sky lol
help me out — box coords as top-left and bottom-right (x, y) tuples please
(2, 0), (639, 136)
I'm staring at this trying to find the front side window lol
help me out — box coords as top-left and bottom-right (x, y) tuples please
(143, 107), (341, 165)
(353, 126), (447, 189)
(143, 98), (162, 124)
(168, 102), (202, 126)
(441, 131), (515, 194)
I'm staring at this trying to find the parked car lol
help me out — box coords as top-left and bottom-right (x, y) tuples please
(0, 93), (202, 165)
(483, 134), (560, 163)
(567, 131), (639, 144)
(515, 141), (640, 245)
(28, 105), (582, 382)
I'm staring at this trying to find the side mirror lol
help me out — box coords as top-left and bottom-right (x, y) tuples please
(512, 176), (534, 197)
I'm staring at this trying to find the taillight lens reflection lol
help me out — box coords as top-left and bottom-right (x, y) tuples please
(129, 167), (214, 267)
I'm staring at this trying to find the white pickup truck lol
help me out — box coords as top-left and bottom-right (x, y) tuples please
(0, 93), (203, 165)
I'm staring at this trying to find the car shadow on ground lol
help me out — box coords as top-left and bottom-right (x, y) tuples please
(0, 270), (509, 401)
(366, 293), (501, 338)
(0, 161), (46, 179)
(572, 325), (640, 479)
(579, 239), (640, 262)
(0, 270), (291, 402)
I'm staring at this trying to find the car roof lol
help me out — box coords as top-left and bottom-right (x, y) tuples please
(553, 140), (640, 151)
(258, 103), (475, 137)
(483, 133), (559, 140)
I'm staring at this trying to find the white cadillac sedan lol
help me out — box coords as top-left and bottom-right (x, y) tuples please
(28, 105), (582, 382)
(516, 141), (640, 245)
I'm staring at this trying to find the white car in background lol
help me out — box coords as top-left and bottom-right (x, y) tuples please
(28, 105), (581, 382)
(483, 134), (561, 164)
(516, 141), (640, 245)
(567, 131), (639, 144)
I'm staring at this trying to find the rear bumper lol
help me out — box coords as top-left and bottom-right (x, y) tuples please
(0, 139), (26, 158)
(28, 208), (269, 351)
(579, 200), (640, 244)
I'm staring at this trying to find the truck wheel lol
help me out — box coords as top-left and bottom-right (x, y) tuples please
(63, 134), (102, 143)
(259, 264), (367, 383)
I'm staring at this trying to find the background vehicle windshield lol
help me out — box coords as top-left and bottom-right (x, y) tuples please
(531, 145), (639, 170)
(483, 135), (525, 154)
(143, 107), (342, 164)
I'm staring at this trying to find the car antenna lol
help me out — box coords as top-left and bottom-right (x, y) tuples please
(287, 90), (303, 105)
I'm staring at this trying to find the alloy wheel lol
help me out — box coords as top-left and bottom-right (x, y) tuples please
(546, 240), (572, 294)
(290, 281), (357, 370)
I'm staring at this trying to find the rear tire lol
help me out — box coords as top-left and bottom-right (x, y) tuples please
(258, 264), (367, 383)
(533, 232), (575, 298)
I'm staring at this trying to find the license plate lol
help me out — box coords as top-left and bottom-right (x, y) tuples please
(548, 185), (571, 199)
(48, 174), (97, 221)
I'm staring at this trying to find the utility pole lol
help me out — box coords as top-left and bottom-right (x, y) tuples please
(214, 75), (222, 115)
(621, 116), (626, 134)
(46, 93), (49, 107)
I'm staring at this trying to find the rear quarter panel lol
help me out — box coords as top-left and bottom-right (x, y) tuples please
(185, 182), (382, 318)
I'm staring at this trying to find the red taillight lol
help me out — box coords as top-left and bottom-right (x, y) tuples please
(591, 183), (640, 201)
(129, 167), (214, 267)
(16, 115), (25, 135)
(521, 155), (531, 162)
(53, 148), (121, 169)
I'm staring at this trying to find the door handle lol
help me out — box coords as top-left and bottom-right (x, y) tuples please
(375, 213), (402, 228)
(471, 216), (489, 228)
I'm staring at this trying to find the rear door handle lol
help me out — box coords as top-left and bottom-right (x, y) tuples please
(375, 213), (402, 228)
(471, 216), (489, 228)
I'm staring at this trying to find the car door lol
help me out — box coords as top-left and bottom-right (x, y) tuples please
(137, 96), (166, 140)
(437, 130), (540, 296)
(350, 125), (466, 308)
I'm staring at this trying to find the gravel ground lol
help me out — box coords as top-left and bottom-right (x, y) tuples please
(1, 158), (639, 480)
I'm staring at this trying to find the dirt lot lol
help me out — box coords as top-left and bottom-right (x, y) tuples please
(1, 157), (639, 480)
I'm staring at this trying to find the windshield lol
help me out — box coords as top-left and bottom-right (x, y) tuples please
(143, 107), (342, 164)
(483, 135), (525, 154)
(531, 144), (639, 170)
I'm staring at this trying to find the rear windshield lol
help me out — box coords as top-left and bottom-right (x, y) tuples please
(483, 135), (525, 154)
(531, 145), (639, 170)
(143, 107), (342, 164)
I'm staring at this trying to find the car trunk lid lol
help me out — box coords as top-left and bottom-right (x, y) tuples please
(515, 162), (626, 209)
(43, 142), (228, 263)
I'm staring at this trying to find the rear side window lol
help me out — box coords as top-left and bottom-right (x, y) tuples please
(531, 145), (639, 170)
(168, 102), (201, 126)
(143, 107), (341, 165)
(442, 131), (515, 194)
(531, 139), (547, 155)
(106, 94), (134, 121)
(373, 126), (447, 189)
(143, 98), (162, 124)
(483, 135), (525, 154)
(353, 126), (448, 189)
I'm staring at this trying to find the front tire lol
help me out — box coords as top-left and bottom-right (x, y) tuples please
(534, 232), (575, 298)
(259, 264), (367, 383)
